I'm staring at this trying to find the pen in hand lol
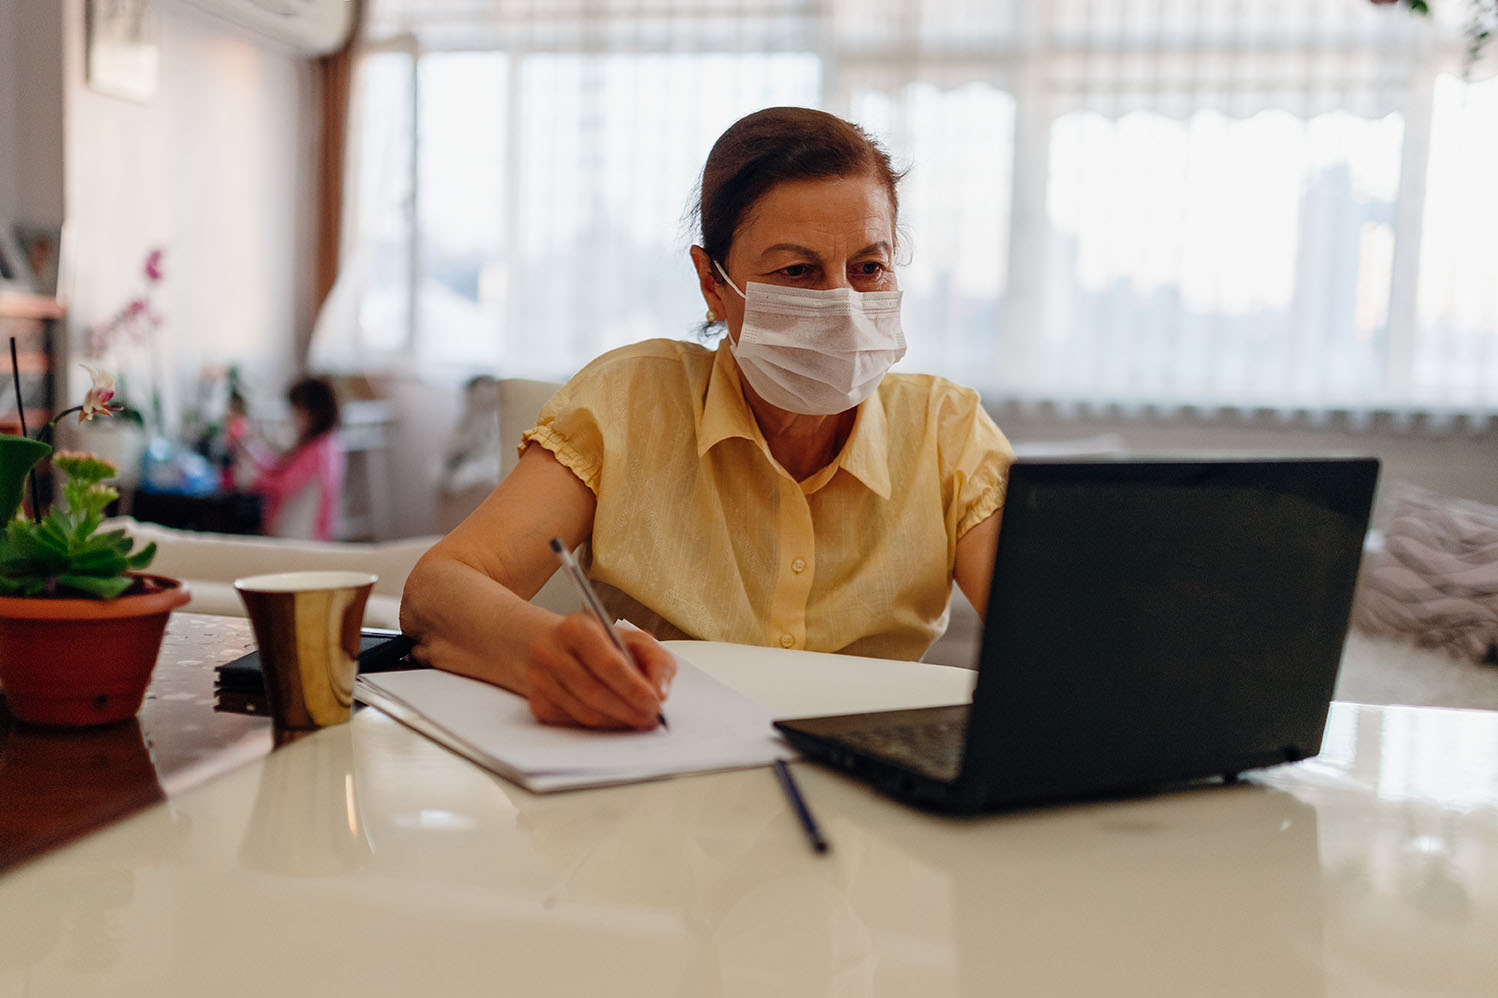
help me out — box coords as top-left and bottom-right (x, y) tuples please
(549, 537), (668, 730)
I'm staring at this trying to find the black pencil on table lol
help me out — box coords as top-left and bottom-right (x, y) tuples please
(774, 758), (829, 854)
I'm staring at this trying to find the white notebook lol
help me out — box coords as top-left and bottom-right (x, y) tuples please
(354, 655), (791, 793)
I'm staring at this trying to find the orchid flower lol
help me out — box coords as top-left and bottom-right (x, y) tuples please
(29, 365), (122, 438)
(79, 365), (119, 421)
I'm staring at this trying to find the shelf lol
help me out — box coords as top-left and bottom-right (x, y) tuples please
(0, 291), (65, 322)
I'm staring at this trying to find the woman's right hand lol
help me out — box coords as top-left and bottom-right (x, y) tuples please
(525, 614), (676, 729)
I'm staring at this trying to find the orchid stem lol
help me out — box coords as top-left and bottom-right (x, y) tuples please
(37, 408), (81, 445)
(8, 336), (43, 521)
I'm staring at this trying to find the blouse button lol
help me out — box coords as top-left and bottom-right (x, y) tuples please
(791, 558), (807, 574)
(779, 633), (795, 648)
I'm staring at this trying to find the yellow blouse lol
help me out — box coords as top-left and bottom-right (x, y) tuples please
(521, 338), (1013, 660)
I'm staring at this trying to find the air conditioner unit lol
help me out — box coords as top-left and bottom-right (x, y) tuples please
(171, 0), (355, 56)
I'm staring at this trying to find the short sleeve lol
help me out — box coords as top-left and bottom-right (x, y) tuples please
(937, 386), (1014, 540)
(517, 339), (714, 499)
(519, 372), (610, 495)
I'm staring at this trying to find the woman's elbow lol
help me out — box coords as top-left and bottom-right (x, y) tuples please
(399, 545), (458, 636)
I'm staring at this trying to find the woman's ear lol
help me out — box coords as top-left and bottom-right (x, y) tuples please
(689, 245), (727, 324)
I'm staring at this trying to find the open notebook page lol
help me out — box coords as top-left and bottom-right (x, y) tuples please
(355, 653), (791, 793)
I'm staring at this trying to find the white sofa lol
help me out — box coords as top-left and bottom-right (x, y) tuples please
(108, 516), (440, 629)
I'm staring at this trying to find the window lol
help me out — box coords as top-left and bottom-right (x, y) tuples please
(341, 0), (1498, 413)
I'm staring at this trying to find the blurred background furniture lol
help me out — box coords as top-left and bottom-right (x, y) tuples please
(337, 398), (394, 540)
(127, 488), (263, 534)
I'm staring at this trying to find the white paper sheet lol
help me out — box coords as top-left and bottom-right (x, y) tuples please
(355, 654), (791, 792)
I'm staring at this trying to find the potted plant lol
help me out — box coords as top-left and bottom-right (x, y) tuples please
(0, 357), (189, 727)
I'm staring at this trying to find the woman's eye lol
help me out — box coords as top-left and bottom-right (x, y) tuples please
(779, 264), (811, 278)
(855, 261), (887, 277)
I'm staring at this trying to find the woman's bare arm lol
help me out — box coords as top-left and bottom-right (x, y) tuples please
(953, 510), (1001, 622)
(399, 445), (674, 728)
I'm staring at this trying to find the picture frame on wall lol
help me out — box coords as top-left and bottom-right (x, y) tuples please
(13, 224), (63, 298)
(86, 0), (159, 104)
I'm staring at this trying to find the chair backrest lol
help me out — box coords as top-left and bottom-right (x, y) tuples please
(497, 378), (564, 480)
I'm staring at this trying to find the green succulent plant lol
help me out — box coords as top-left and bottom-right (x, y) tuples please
(0, 355), (157, 599)
(0, 449), (157, 599)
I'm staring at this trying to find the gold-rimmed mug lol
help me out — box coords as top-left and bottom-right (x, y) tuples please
(234, 570), (377, 731)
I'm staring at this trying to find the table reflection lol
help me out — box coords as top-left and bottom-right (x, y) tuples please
(946, 787), (1325, 997)
(1267, 704), (1498, 991)
(0, 717), (186, 978)
(239, 724), (372, 877)
(342, 715), (1329, 998)
(0, 717), (165, 871)
(0, 614), (267, 873)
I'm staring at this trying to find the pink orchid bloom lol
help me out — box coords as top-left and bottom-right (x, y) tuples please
(144, 249), (165, 283)
(79, 364), (118, 422)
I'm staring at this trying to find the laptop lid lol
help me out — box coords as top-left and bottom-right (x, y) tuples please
(949, 456), (1379, 809)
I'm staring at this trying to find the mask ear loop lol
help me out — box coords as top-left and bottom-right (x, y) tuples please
(712, 259), (747, 300)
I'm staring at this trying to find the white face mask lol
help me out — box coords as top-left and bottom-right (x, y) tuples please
(714, 260), (907, 416)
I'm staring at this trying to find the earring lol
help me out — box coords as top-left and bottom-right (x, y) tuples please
(705, 308), (718, 323)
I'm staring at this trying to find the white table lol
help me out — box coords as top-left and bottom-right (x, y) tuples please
(2, 641), (1496, 996)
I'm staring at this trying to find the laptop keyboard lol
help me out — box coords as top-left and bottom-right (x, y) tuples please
(833, 716), (968, 782)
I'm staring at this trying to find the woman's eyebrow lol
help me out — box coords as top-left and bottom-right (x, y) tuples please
(757, 243), (822, 262)
(756, 240), (893, 262)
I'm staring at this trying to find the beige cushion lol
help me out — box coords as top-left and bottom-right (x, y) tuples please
(1352, 483), (1498, 663)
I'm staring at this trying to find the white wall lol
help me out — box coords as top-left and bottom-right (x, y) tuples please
(0, 0), (21, 220)
(0, 0), (66, 226)
(59, 0), (317, 433)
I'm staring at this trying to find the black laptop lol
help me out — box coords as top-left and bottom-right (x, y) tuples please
(773, 457), (1379, 813)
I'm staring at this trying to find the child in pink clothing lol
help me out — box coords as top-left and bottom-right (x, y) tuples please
(250, 377), (346, 541)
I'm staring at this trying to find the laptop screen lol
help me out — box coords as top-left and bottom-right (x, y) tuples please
(963, 457), (1378, 798)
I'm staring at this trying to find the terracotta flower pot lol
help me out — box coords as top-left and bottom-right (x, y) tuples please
(0, 575), (191, 727)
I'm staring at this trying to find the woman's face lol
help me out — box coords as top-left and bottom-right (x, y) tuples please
(697, 172), (897, 345)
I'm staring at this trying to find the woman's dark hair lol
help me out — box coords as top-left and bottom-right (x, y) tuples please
(694, 107), (905, 271)
(287, 376), (339, 446)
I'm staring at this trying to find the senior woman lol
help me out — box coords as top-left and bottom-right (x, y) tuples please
(401, 106), (1014, 729)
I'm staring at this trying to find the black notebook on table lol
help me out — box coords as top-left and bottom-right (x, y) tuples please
(774, 456), (1380, 814)
(214, 628), (417, 715)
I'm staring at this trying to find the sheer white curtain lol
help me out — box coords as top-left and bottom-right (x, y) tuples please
(339, 0), (1498, 413)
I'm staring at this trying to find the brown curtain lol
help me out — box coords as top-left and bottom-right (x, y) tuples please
(312, 0), (365, 327)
